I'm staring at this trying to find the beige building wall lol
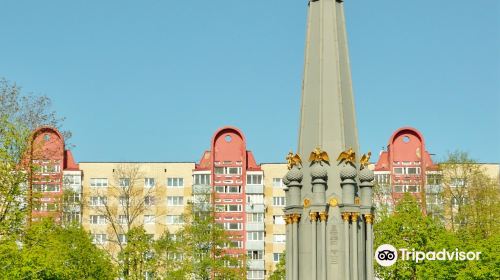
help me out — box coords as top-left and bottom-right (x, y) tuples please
(261, 163), (288, 276)
(80, 162), (195, 256)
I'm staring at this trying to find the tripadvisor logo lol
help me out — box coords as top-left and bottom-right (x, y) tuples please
(375, 244), (481, 267)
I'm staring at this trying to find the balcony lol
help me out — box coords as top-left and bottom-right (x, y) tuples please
(246, 185), (264, 194)
(248, 260), (265, 270)
(246, 240), (264, 250)
(246, 204), (265, 213)
(192, 185), (211, 194)
(246, 223), (264, 231)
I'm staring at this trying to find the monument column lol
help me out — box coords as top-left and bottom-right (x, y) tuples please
(284, 0), (374, 278)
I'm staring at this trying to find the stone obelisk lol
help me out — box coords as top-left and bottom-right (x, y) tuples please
(283, 0), (375, 279)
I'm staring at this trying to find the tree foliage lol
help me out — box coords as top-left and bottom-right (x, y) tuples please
(268, 251), (285, 280)
(0, 219), (116, 279)
(0, 77), (71, 142)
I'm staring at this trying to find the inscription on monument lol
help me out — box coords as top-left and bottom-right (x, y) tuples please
(329, 225), (339, 264)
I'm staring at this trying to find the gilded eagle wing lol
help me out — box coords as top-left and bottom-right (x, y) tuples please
(336, 151), (348, 162)
(320, 151), (330, 162)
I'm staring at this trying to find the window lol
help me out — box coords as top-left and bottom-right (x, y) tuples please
(144, 178), (155, 188)
(406, 185), (419, 192)
(273, 215), (286, 225)
(224, 223), (243, 230)
(119, 196), (128, 206)
(166, 215), (183, 225)
(427, 174), (442, 185)
(167, 177), (184, 188)
(89, 196), (107, 206)
(273, 253), (283, 262)
(64, 175), (81, 185)
(215, 204), (242, 212)
(63, 211), (80, 224)
(194, 174), (210, 185)
(247, 250), (263, 260)
(394, 185), (420, 193)
(92, 234), (106, 245)
(118, 215), (128, 224)
(227, 204), (242, 212)
(247, 174), (262, 185)
(273, 234), (286, 243)
(273, 196), (286, 206)
(407, 167), (420, 175)
(393, 168), (404, 175)
(247, 270), (264, 280)
(247, 231), (264, 241)
(247, 194), (264, 204)
(167, 196), (184, 206)
(247, 213), (264, 223)
(89, 215), (107, 225)
(90, 178), (108, 188)
(273, 178), (283, 188)
(214, 167), (242, 175)
(145, 196), (155, 206)
(230, 240), (243, 248)
(227, 167), (241, 175)
(118, 234), (127, 244)
(215, 185), (242, 193)
(144, 215), (155, 224)
(375, 174), (390, 184)
(33, 184), (60, 192)
(227, 186), (241, 193)
(119, 178), (130, 187)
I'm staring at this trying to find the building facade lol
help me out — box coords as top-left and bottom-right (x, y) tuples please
(28, 127), (82, 225)
(76, 127), (288, 280)
(373, 127), (439, 215)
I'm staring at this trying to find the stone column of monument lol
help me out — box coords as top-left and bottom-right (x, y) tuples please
(283, 0), (375, 279)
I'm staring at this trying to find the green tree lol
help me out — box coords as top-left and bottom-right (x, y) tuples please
(0, 219), (116, 279)
(440, 151), (500, 238)
(0, 117), (30, 237)
(374, 193), (447, 280)
(268, 251), (285, 280)
(166, 196), (246, 280)
(0, 77), (71, 141)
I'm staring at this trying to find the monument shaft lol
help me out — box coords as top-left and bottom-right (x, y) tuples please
(284, 1), (375, 279)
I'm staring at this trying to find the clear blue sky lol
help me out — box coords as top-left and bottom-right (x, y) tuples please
(1, 0), (499, 163)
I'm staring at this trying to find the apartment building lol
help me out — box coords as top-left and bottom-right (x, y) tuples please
(373, 127), (499, 220)
(28, 127), (82, 224)
(76, 127), (288, 280)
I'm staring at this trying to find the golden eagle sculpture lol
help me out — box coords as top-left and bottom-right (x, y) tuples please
(336, 147), (356, 165)
(308, 147), (330, 165)
(286, 151), (303, 170)
(360, 152), (372, 169)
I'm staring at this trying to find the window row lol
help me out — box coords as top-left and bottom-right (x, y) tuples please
(215, 167), (242, 175)
(393, 167), (421, 175)
(88, 196), (185, 206)
(393, 185), (420, 193)
(90, 177), (185, 188)
(89, 215), (184, 225)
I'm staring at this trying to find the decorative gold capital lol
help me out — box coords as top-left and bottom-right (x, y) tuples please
(351, 212), (359, 222)
(303, 198), (311, 208)
(291, 214), (301, 224)
(309, 211), (318, 222)
(329, 198), (338, 207)
(319, 211), (328, 222)
(341, 212), (351, 221)
(364, 214), (374, 224)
